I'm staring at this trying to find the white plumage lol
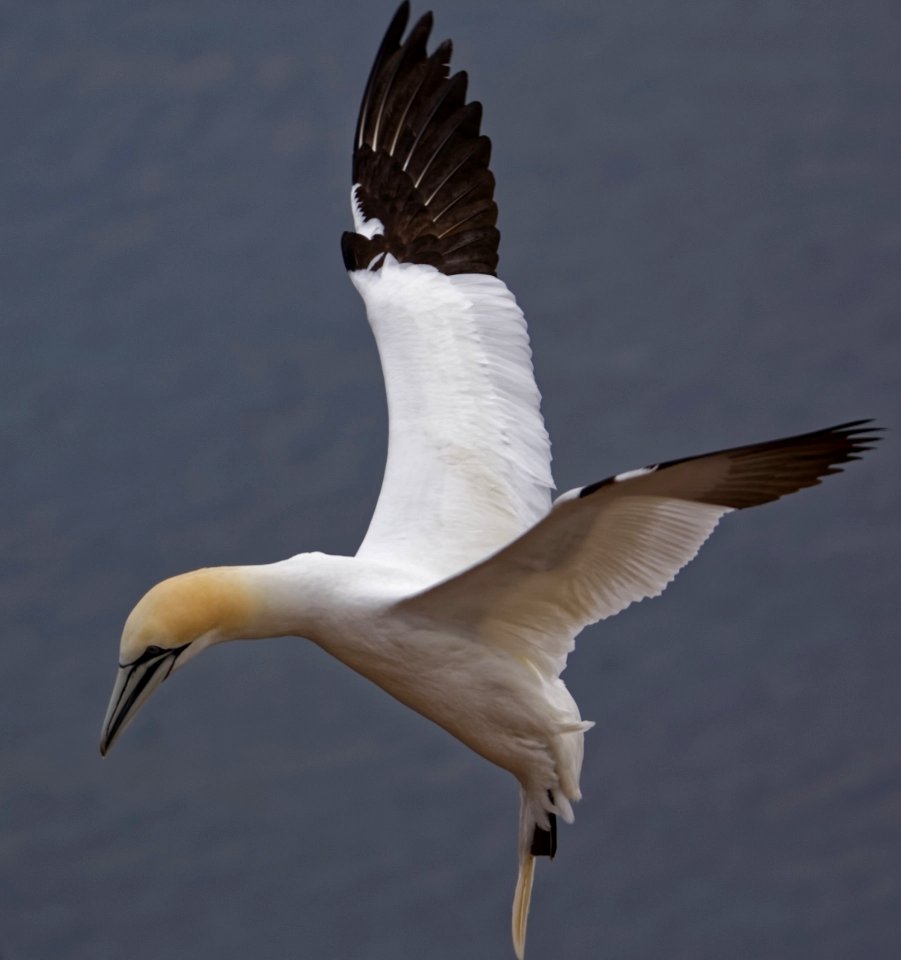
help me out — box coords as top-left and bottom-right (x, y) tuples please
(100, 4), (879, 958)
(353, 255), (552, 580)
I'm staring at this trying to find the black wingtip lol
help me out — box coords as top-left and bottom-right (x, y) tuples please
(347, 3), (500, 276)
(354, 2), (413, 153)
(577, 419), (883, 508)
(824, 419), (885, 454)
(389, 2), (413, 45)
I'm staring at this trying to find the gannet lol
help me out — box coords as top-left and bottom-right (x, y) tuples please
(100, 4), (881, 956)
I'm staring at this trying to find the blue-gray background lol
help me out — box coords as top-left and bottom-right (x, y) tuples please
(3, 1), (899, 957)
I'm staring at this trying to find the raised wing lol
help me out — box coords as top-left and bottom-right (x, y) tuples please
(343, 3), (552, 580)
(398, 422), (880, 677)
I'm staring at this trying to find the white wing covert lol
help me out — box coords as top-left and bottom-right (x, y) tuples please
(341, 5), (552, 582)
(398, 422), (879, 678)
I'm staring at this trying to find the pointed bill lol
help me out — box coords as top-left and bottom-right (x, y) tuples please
(99, 648), (182, 756)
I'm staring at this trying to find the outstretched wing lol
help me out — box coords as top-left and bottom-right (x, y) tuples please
(398, 422), (881, 677)
(343, 3), (552, 581)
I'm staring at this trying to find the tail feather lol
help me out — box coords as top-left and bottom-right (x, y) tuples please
(513, 789), (557, 958)
(530, 809), (557, 857)
(512, 849), (535, 960)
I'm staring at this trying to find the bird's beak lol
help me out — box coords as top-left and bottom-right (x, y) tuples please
(99, 648), (181, 756)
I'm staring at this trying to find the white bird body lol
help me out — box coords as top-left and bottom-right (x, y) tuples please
(124, 551), (587, 811)
(100, 4), (880, 957)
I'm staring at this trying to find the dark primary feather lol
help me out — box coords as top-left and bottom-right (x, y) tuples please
(579, 420), (883, 508)
(341, 2), (500, 276)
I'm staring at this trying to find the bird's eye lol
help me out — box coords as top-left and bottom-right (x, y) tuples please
(145, 644), (166, 658)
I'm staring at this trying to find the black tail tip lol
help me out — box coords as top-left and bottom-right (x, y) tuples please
(530, 813), (557, 858)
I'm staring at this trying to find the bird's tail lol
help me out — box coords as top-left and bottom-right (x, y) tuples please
(512, 789), (557, 959)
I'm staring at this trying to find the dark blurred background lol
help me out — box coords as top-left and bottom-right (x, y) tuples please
(2, 1), (899, 958)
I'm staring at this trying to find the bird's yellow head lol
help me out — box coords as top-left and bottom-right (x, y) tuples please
(100, 567), (257, 756)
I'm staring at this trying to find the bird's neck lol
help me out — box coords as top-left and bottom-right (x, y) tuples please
(231, 553), (362, 644)
(180, 553), (422, 672)
(236, 550), (429, 639)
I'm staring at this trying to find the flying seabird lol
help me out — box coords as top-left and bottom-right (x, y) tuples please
(100, 4), (881, 956)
